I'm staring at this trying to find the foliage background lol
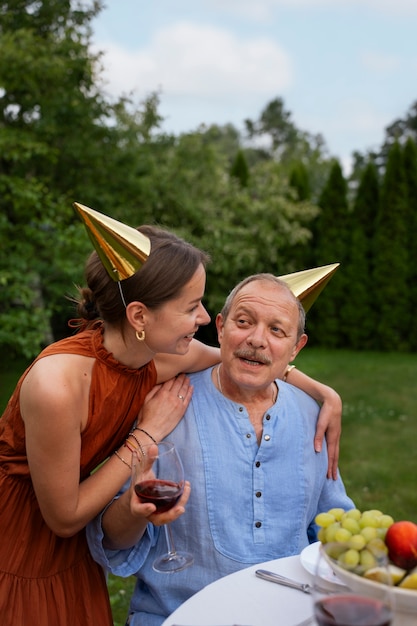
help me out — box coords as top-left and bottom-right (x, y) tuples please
(1, 1), (417, 357)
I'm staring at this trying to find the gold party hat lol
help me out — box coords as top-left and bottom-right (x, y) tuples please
(278, 263), (339, 312)
(74, 202), (151, 281)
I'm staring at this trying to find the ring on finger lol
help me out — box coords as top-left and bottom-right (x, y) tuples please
(178, 394), (184, 400)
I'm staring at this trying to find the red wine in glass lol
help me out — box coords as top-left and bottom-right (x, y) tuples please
(314, 595), (392, 626)
(134, 479), (183, 513)
(131, 441), (193, 572)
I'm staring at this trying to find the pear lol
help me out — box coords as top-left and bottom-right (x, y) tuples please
(364, 564), (406, 585)
(398, 570), (417, 590)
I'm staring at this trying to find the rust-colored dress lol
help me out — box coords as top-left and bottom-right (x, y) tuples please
(0, 324), (157, 625)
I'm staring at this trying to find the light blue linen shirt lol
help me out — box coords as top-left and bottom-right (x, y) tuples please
(87, 368), (354, 626)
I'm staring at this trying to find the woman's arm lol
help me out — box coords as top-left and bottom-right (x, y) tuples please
(154, 341), (220, 382)
(285, 366), (342, 480)
(20, 357), (191, 537)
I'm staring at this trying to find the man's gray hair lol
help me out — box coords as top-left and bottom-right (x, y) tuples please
(220, 273), (306, 340)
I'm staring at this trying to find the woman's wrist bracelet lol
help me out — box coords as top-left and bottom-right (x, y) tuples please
(114, 449), (132, 470)
(283, 364), (296, 382)
(128, 431), (146, 458)
(134, 427), (157, 444)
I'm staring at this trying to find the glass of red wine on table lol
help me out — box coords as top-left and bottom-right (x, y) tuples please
(312, 542), (393, 626)
(132, 441), (193, 573)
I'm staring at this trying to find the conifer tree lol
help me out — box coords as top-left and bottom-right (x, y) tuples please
(342, 161), (380, 349)
(230, 149), (249, 187)
(307, 160), (349, 347)
(403, 138), (417, 351)
(289, 162), (311, 201)
(373, 141), (409, 350)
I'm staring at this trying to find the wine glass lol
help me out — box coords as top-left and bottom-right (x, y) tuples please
(132, 441), (193, 573)
(312, 542), (394, 626)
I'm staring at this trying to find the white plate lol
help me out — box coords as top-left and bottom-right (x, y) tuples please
(299, 541), (344, 586)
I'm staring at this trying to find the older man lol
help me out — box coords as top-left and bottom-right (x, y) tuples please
(87, 273), (354, 626)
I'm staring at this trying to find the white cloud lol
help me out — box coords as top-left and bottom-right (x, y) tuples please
(96, 21), (292, 101)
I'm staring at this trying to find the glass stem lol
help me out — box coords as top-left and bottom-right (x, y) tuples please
(164, 524), (177, 557)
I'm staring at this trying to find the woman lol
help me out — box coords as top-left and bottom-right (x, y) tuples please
(0, 204), (341, 625)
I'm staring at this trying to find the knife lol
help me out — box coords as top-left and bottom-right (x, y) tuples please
(255, 569), (312, 594)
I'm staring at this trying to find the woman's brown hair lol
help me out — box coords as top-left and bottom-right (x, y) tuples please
(75, 225), (210, 330)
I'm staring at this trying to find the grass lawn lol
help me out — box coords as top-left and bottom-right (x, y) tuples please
(1, 348), (417, 624)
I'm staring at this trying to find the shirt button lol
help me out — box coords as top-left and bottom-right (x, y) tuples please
(255, 491), (262, 498)
(255, 461), (261, 467)
(246, 433), (251, 438)
(264, 434), (271, 441)
(266, 414), (271, 421)
(255, 521), (262, 528)
(239, 407), (244, 412)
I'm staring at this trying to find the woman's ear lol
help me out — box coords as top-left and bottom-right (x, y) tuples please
(126, 301), (147, 331)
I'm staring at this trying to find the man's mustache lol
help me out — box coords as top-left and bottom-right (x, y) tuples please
(234, 350), (272, 366)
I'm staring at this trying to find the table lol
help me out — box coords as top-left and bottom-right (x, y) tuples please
(162, 554), (313, 626)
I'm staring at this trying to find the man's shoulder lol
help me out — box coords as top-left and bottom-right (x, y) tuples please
(279, 380), (320, 409)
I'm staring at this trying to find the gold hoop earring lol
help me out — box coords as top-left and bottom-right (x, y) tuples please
(135, 330), (145, 342)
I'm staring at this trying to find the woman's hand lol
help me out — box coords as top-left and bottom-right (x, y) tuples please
(137, 374), (192, 441)
(315, 390), (342, 480)
(130, 481), (191, 527)
(102, 478), (191, 550)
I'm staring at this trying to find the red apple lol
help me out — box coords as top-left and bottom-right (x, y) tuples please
(385, 520), (417, 570)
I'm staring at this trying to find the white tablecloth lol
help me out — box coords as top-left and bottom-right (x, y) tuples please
(162, 554), (312, 626)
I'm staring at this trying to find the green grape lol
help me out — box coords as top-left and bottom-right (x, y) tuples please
(360, 548), (377, 570)
(315, 512), (336, 528)
(317, 527), (327, 543)
(339, 548), (360, 569)
(334, 528), (352, 543)
(359, 512), (380, 528)
(325, 522), (342, 543)
(341, 517), (360, 535)
(327, 508), (345, 521)
(360, 526), (378, 542)
(376, 527), (388, 540)
(348, 533), (366, 551)
(343, 508), (361, 521)
(378, 514), (394, 529)
(366, 537), (389, 556)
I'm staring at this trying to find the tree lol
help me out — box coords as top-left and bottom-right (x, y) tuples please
(342, 161), (380, 349)
(373, 141), (409, 351)
(402, 138), (417, 351)
(230, 149), (249, 187)
(0, 0), (123, 356)
(307, 160), (349, 347)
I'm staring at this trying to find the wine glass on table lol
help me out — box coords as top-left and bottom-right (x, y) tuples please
(312, 542), (394, 626)
(132, 441), (193, 573)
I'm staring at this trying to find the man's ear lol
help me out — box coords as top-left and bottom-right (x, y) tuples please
(215, 313), (224, 344)
(291, 333), (308, 360)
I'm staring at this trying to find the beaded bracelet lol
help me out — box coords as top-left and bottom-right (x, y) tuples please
(135, 427), (157, 444)
(114, 449), (132, 470)
(283, 364), (296, 382)
(128, 431), (146, 458)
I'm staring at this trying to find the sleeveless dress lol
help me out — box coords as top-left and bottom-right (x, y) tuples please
(0, 324), (157, 625)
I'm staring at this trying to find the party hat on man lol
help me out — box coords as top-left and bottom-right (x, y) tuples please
(74, 202), (151, 281)
(278, 263), (339, 312)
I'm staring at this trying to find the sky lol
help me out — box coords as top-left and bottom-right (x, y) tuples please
(92, 0), (417, 173)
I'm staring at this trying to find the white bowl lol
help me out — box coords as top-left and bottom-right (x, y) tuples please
(327, 554), (417, 625)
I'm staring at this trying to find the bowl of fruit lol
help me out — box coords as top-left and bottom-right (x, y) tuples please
(315, 508), (417, 620)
